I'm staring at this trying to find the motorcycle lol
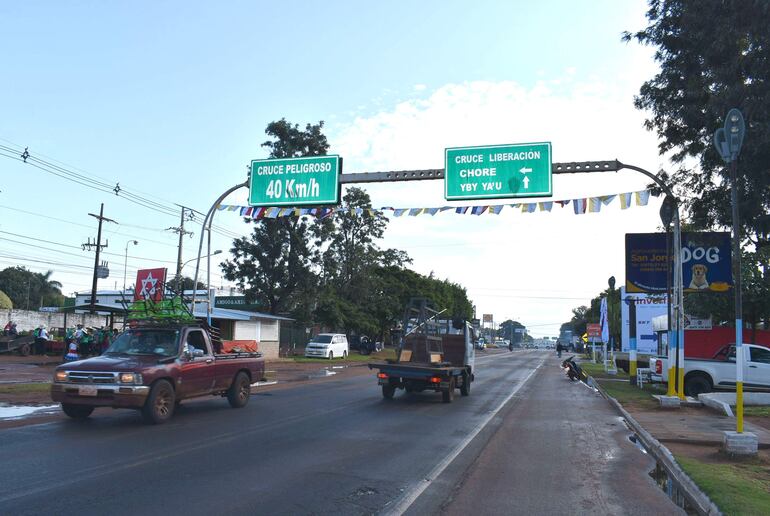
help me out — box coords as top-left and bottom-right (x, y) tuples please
(561, 356), (588, 382)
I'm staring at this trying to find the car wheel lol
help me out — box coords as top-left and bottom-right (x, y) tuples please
(382, 384), (395, 400)
(328, 351), (334, 360)
(460, 373), (471, 396)
(142, 379), (175, 424)
(684, 374), (712, 398)
(227, 371), (251, 408)
(61, 403), (94, 419)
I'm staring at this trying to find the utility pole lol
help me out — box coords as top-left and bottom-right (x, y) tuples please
(83, 203), (117, 313)
(167, 205), (196, 293)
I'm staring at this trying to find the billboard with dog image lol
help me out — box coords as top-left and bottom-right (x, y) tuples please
(625, 232), (732, 294)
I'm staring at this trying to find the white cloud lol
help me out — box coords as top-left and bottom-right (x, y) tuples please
(328, 55), (668, 336)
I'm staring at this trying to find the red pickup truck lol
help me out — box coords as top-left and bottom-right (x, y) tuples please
(51, 322), (265, 424)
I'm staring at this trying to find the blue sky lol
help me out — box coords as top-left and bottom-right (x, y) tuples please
(0, 1), (665, 336)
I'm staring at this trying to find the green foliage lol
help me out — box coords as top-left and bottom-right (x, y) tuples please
(222, 119), (331, 320)
(0, 289), (12, 309)
(0, 267), (63, 309)
(676, 456), (770, 515)
(625, 0), (770, 241)
(497, 319), (526, 343)
(565, 287), (622, 344)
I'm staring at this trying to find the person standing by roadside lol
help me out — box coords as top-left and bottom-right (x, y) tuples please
(35, 325), (49, 355)
(556, 340), (564, 359)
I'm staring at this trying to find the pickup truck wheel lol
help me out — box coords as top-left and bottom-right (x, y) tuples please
(442, 378), (455, 403)
(382, 384), (396, 400)
(61, 404), (94, 419)
(227, 372), (251, 408)
(685, 374), (712, 398)
(460, 374), (471, 396)
(19, 343), (31, 356)
(142, 380), (175, 424)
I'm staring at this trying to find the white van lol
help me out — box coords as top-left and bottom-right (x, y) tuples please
(305, 333), (349, 359)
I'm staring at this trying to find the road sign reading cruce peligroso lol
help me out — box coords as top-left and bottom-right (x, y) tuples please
(444, 142), (552, 200)
(249, 155), (341, 207)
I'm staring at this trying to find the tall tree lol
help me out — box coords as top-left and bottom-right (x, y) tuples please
(0, 267), (63, 309)
(222, 120), (329, 318)
(624, 0), (770, 241)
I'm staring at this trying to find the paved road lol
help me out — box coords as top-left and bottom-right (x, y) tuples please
(0, 350), (678, 515)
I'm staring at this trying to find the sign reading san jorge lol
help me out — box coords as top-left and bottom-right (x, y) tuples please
(249, 155), (341, 207)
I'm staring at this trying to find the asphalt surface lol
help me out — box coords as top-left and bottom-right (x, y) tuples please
(0, 350), (680, 515)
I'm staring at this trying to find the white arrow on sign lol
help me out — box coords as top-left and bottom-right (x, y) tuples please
(523, 176), (530, 189)
(519, 167), (532, 174)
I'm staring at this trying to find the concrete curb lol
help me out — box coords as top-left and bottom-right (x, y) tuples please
(590, 376), (722, 516)
(698, 395), (733, 417)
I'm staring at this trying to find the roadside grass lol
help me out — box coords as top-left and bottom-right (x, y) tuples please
(579, 360), (664, 410)
(290, 348), (396, 364)
(0, 383), (51, 394)
(743, 406), (770, 417)
(676, 455), (770, 515)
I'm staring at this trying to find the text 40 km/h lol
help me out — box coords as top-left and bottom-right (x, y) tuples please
(249, 155), (341, 207)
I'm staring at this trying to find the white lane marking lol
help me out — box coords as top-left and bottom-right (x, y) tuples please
(383, 359), (544, 516)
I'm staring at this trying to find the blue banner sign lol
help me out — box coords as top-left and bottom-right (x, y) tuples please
(625, 232), (732, 294)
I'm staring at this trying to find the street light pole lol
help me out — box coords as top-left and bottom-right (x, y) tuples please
(123, 240), (138, 293)
(714, 108), (746, 433)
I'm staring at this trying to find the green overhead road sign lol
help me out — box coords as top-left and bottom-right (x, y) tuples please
(444, 142), (552, 200)
(249, 155), (341, 207)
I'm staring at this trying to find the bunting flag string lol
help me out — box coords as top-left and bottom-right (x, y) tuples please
(216, 188), (655, 220)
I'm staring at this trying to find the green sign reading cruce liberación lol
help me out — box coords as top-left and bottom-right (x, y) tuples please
(249, 155), (341, 207)
(444, 142), (552, 201)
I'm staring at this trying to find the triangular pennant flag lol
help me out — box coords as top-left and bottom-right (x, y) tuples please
(409, 208), (424, 216)
(265, 207), (280, 218)
(455, 207), (469, 214)
(426, 207), (440, 216)
(556, 200), (571, 208)
(588, 197), (602, 213)
(620, 192), (633, 209)
(489, 205), (504, 214)
(394, 208), (408, 217)
(227, 205), (239, 212)
(251, 207), (265, 219)
(573, 199), (587, 214)
(635, 190), (650, 206)
(471, 206), (488, 215)
(217, 204), (228, 211)
(440, 206), (454, 212)
(539, 202), (553, 212)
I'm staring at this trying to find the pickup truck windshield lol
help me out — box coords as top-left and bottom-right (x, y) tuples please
(311, 335), (333, 344)
(105, 329), (180, 357)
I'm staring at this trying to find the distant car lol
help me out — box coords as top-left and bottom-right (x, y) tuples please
(474, 340), (486, 350)
(305, 333), (349, 359)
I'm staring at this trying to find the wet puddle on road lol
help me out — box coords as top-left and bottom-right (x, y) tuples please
(0, 403), (59, 420)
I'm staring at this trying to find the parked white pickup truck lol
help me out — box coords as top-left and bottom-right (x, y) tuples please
(649, 344), (770, 397)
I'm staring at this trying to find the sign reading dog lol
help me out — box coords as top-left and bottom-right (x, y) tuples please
(625, 232), (732, 294)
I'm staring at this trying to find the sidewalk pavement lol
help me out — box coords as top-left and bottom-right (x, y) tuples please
(626, 405), (770, 448)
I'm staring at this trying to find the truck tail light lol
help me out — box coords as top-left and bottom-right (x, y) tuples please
(377, 373), (388, 379)
(655, 360), (662, 375)
(430, 377), (441, 384)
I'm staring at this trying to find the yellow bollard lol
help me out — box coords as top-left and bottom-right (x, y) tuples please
(667, 366), (676, 397)
(737, 382), (744, 433)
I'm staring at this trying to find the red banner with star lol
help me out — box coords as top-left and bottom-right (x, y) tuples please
(134, 268), (167, 301)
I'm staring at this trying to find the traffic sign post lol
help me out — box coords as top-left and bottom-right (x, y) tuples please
(444, 142), (552, 200)
(249, 155), (341, 207)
